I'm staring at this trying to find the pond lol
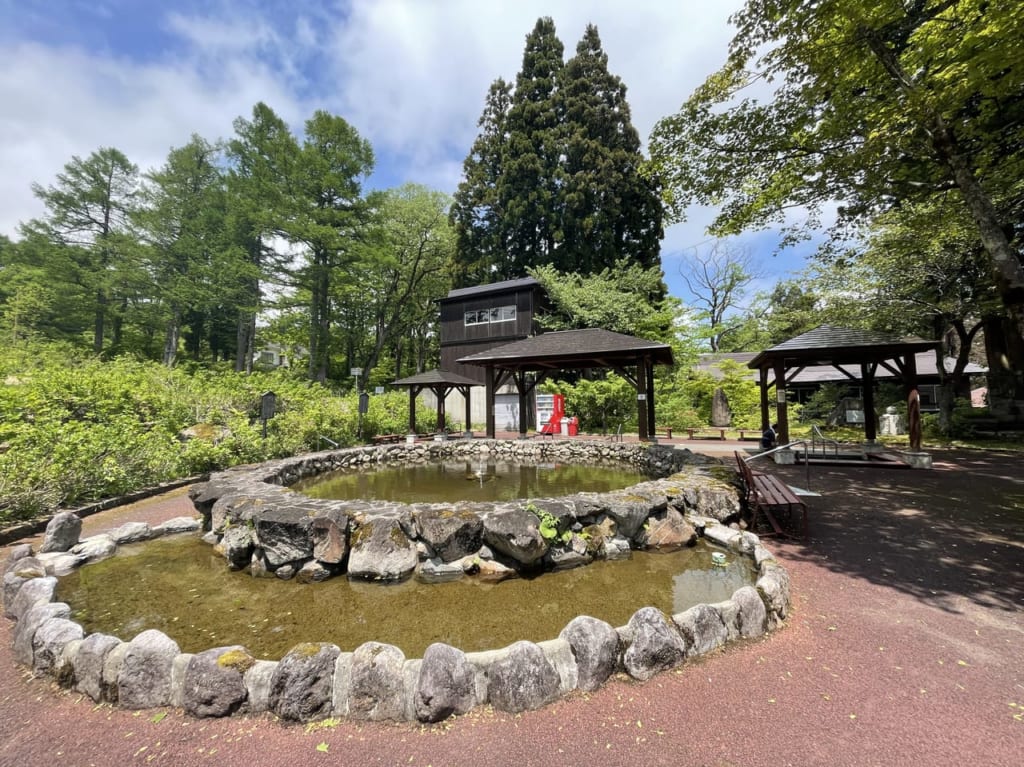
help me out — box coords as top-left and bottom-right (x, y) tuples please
(290, 459), (649, 503)
(57, 534), (755, 659)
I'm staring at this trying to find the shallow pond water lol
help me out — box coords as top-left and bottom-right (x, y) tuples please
(290, 459), (648, 503)
(57, 535), (755, 659)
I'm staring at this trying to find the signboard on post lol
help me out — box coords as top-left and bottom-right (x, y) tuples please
(260, 391), (277, 439)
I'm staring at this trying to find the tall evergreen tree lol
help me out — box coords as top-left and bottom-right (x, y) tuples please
(558, 25), (663, 274)
(225, 103), (298, 373)
(450, 78), (512, 286)
(498, 16), (565, 276)
(135, 135), (235, 366)
(452, 18), (664, 285)
(27, 147), (139, 354)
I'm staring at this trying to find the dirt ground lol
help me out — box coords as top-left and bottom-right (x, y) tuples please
(1, 445), (1022, 767)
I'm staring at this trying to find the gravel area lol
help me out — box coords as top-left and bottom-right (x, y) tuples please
(1, 446), (1021, 767)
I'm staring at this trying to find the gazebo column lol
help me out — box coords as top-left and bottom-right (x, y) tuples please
(637, 360), (650, 441)
(759, 368), (770, 431)
(514, 371), (529, 439)
(485, 367), (496, 439)
(435, 384), (449, 438)
(861, 362), (880, 450)
(645, 358), (656, 437)
(774, 360), (789, 444)
(407, 385), (419, 437)
(459, 385), (473, 438)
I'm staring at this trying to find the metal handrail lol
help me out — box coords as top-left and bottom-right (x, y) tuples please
(317, 434), (339, 450)
(810, 424), (839, 457)
(741, 439), (811, 490)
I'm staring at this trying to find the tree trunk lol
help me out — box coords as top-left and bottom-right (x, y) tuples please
(163, 307), (182, 367)
(93, 289), (106, 354)
(983, 314), (1024, 416)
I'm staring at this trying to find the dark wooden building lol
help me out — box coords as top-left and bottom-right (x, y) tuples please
(438, 277), (544, 383)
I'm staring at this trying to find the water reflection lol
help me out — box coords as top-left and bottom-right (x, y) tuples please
(291, 460), (648, 503)
(58, 535), (755, 659)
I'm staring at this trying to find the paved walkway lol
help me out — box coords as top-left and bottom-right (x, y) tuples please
(1, 446), (1022, 766)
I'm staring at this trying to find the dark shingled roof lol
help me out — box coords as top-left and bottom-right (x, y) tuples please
(748, 325), (937, 369)
(457, 328), (674, 369)
(392, 369), (481, 387)
(442, 277), (540, 302)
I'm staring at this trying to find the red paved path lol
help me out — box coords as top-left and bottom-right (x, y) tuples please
(1, 446), (1022, 766)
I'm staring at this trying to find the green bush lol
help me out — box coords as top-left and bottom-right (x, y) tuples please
(0, 344), (439, 526)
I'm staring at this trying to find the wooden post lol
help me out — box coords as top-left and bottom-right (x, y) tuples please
(774, 360), (789, 443)
(485, 367), (496, 439)
(408, 386), (418, 435)
(645, 358), (656, 435)
(515, 371), (529, 439)
(637, 359), (650, 441)
(436, 385), (448, 434)
(861, 362), (877, 442)
(462, 385), (473, 437)
(759, 367), (770, 431)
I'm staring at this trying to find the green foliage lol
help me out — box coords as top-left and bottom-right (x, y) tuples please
(0, 344), (438, 525)
(452, 18), (662, 283)
(542, 374), (635, 434)
(659, 360), (764, 430)
(529, 260), (674, 341)
(525, 501), (571, 544)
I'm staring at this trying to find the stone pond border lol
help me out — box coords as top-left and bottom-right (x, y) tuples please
(2, 440), (792, 724)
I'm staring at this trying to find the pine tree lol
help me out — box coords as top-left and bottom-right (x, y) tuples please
(558, 25), (662, 275)
(452, 18), (664, 284)
(450, 78), (512, 286)
(496, 17), (564, 276)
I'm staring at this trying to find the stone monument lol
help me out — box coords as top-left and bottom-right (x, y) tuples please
(711, 387), (731, 427)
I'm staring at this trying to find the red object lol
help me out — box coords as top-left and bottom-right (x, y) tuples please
(567, 416), (578, 436)
(553, 394), (565, 419)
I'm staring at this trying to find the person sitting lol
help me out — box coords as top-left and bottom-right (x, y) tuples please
(761, 423), (778, 449)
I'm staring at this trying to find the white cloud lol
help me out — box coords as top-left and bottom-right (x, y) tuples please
(3, 0), (782, 296)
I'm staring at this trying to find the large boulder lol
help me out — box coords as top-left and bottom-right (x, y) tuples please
(348, 642), (407, 721)
(347, 517), (418, 581)
(711, 387), (731, 427)
(603, 493), (658, 539)
(39, 511), (81, 553)
(32, 618), (84, 673)
(559, 615), (620, 692)
(415, 507), (484, 563)
(153, 516), (201, 536)
(486, 641), (560, 714)
(269, 642), (340, 722)
(2, 543), (34, 574)
(673, 603), (729, 657)
(217, 523), (255, 569)
(311, 508), (349, 565)
(108, 522), (155, 545)
(623, 607), (688, 681)
(255, 507), (314, 568)
(481, 508), (548, 567)
(13, 601), (71, 665)
(117, 629), (181, 709)
(635, 507), (697, 551)
(733, 586), (768, 638)
(414, 643), (477, 723)
(74, 633), (122, 702)
(70, 534), (117, 564)
(183, 646), (253, 718)
(8, 576), (58, 621)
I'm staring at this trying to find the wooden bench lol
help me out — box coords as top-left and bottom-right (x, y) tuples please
(734, 451), (808, 541)
(653, 426), (673, 439)
(371, 433), (403, 445)
(737, 429), (762, 441)
(687, 427), (726, 440)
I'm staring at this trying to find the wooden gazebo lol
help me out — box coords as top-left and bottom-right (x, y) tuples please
(747, 326), (939, 450)
(456, 328), (674, 440)
(392, 369), (481, 438)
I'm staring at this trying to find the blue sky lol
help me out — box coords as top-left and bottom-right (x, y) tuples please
(0, 0), (816, 304)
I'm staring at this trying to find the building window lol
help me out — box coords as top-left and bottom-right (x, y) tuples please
(465, 305), (516, 326)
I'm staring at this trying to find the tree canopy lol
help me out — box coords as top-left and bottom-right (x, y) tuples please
(648, 0), (1024, 351)
(452, 17), (663, 286)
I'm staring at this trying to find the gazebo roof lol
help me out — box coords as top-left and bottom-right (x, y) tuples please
(748, 325), (937, 369)
(456, 328), (674, 370)
(392, 369), (481, 387)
